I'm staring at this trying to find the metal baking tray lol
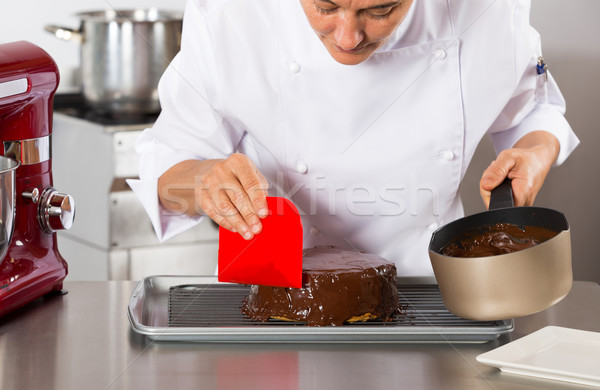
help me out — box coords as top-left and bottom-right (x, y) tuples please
(127, 276), (514, 343)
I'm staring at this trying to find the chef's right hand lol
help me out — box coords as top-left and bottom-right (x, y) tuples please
(158, 153), (269, 240)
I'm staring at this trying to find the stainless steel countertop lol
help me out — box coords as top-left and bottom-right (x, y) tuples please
(1, 280), (599, 390)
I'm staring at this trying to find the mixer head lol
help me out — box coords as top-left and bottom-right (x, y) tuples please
(0, 41), (59, 142)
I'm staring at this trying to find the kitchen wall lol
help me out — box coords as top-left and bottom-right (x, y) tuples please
(460, 0), (600, 283)
(1, 0), (599, 282)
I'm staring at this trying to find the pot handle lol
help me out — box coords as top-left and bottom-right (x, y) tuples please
(489, 178), (514, 210)
(44, 25), (83, 43)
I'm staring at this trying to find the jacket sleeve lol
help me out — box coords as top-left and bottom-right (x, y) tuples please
(128, 0), (244, 241)
(486, 19), (579, 165)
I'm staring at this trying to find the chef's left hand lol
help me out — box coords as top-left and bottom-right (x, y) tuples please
(480, 131), (560, 208)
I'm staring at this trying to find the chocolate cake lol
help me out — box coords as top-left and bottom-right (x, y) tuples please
(440, 222), (559, 258)
(242, 246), (399, 326)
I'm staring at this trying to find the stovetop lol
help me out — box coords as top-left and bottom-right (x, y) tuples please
(53, 93), (159, 126)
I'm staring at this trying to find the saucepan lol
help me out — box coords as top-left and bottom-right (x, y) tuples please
(45, 8), (182, 115)
(428, 179), (572, 321)
(0, 156), (18, 260)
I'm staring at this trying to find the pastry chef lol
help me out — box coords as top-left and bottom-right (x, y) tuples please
(129, 0), (579, 276)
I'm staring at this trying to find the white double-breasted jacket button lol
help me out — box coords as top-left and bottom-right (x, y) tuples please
(441, 150), (455, 161)
(310, 226), (320, 236)
(289, 61), (301, 73)
(296, 160), (308, 174)
(428, 222), (439, 231)
(434, 49), (447, 60)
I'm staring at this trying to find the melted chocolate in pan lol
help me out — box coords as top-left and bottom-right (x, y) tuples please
(440, 222), (559, 258)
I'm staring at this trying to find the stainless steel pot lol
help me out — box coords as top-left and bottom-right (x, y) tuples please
(0, 156), (18, 260)
(46, 8), (182, 114)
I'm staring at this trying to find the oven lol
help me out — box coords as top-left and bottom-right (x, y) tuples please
(52, 94), (218, 281)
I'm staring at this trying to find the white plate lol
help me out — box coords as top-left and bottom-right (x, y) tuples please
(477, 326), (600, 387)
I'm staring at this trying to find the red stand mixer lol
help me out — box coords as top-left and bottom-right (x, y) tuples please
(0, 41), (75, 317)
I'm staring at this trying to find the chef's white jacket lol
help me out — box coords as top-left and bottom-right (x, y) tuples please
(129, 0), (579, 276)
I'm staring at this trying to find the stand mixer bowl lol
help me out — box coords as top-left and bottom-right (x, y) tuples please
(0, 156), (18, 260)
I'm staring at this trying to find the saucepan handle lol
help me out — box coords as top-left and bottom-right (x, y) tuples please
(489, 178), (514, 210)
(44, 25), (83, 43)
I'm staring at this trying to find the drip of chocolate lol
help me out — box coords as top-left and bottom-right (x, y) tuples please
(242, 246), (399, 326)
(440, 222), (559, 258)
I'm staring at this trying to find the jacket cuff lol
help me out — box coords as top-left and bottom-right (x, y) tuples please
(489, 104), (580, 166)
(127, 178), (204, 242)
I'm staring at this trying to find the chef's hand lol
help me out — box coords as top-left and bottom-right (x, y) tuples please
(158, 153), (269, 240)
(480, 131), (560, 208)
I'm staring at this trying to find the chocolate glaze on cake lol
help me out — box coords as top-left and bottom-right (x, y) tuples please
(242, 246), (399, 326)
(440, 222), (559, 258)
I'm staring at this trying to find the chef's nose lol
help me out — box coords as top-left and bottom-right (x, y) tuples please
(333, 14), (364, 50)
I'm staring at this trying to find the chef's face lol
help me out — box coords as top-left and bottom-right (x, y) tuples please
(300, 0), (413, 65)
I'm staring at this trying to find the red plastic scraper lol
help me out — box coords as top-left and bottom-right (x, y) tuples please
(218, 197), (303, 288)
